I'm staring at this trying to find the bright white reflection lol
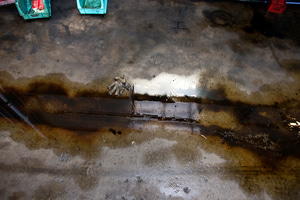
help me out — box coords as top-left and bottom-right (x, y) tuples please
(133, 72), (200, 97)
(289, 121), (300, 127)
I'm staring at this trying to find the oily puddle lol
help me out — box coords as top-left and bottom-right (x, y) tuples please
(0, 117), (299, 199)
(0, 71), (299, 159)
(0, 72), (299, 198)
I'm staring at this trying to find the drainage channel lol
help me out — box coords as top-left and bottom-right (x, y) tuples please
(0, 90), (203, 133)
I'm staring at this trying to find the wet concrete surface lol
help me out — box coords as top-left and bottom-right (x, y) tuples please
(1, 0), (300, 199)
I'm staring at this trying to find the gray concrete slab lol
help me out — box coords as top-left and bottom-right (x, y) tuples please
(0, 0), (300, 199)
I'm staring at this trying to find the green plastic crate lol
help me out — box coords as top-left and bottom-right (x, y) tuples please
(15, 0), (51, 20)
(76, 0), (107, 14)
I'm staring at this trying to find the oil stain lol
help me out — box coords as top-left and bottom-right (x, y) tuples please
(251, 11), (283, 38)
(227, 39), (253, 56)
(0, 71), (299, 158)
(280, 59), (300, 74)
(7, 191), (26, 200)
(34, 180), (66, 200)
(0, 71), (299, 199)
(203, 10), (232, 27)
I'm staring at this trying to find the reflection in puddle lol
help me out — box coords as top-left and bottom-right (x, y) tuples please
(133, 72), (200, 97)
(134, 101), (199, 120)
(0, 87), (44, 138)
(289, 121), (300, 127)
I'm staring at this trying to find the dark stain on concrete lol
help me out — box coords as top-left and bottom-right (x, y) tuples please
(203, 10), (232, 27)
(251, 11), (283, 38)
(202, 3), (300, 47)
(231, 172), (300, 200)
(33, 180), (66, 200)
(7, 191), (26, 200)
(144, 148), (172, 167)
(280, 59), (300, 74)
(0, 72), (299, 161)
(227, 39), (253, 55)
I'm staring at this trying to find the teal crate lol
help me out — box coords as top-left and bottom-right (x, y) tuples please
(15, 0), (51, 20)
(76, 0), (107, 14)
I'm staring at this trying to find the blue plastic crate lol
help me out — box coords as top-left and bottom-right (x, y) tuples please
(15, 0), (51, 20)
(76, 0), (107, 14)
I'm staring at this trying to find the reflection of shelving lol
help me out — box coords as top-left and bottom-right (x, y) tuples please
(0, 0), (15, 6)
(76, 0), (107, 14)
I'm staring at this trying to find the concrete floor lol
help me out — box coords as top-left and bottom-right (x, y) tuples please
(0, 0), (300, 199)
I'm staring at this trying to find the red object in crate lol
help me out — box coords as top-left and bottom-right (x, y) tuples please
(32, 0), (44, 10)
(267, 0), (287, 13)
